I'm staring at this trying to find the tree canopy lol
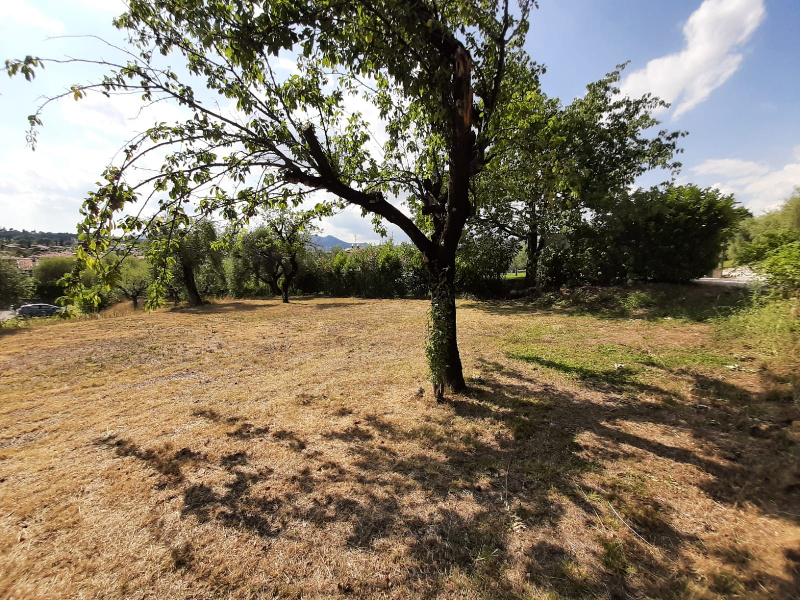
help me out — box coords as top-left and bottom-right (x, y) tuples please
(8, 0), (535, 396)
(474, 63), (685, 286)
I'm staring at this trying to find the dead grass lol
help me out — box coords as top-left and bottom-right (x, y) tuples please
(0, 295), (798, 599)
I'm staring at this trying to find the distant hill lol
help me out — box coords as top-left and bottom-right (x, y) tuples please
(309, 234), (353, 251)
(0, 228), (77, 247)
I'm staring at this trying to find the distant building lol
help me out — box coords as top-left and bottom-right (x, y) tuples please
(16, 258), (36, 272)
(38, 251), (75, 259)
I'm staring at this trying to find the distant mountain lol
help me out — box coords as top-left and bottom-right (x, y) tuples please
(309, 234), (353, 251)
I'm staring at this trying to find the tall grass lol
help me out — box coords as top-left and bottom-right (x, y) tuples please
(716, 294), (799, 402)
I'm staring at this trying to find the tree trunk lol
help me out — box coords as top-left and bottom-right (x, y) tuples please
(427, 262), (466, 400)
(525, 201), (539, 288)
(280, 255), (298, 304)
(132, 295), (139, 310)
(262, 277), (280, 297)
(181, 261), (203, 307)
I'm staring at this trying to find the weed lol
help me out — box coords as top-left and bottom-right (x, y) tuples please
(596, 534), (635, 574)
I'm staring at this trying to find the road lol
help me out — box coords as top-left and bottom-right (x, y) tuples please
(0, 310), (15, 321)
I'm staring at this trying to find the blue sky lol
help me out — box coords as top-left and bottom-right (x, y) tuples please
(1, 0), (798, 241)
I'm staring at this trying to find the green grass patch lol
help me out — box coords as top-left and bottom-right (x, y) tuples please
(528, 284), (751, 323)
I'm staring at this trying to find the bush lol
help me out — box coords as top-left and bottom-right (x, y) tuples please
(455, 228), (517, 297)
(560, 185), (748, 285)
(0, 259), (34, 308)
(32, 257), (76, 303)
(758, 242), (800, 296)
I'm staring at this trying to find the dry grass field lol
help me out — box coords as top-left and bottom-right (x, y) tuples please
(1, 291), (798, 599)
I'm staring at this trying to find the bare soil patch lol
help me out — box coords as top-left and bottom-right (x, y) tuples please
(1, 297), (798, 599)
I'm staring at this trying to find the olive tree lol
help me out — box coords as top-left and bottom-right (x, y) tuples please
(233, 209), (317, 303)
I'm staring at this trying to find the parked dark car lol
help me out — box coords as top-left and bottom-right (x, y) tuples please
(16, 304), (64, 317)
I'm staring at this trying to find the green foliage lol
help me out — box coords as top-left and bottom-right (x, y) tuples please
(733, 190), (800, 267)
(148, 219), (224, 306)
(0, 260), (34, 308)
(227, 209), (317, 302)
(758, 242), (800, 295)
(32, 257), (76, 302)
(557, 185), (748, 284)
(308, 243), (420, 299)
(114, 258), (152, 308)
(455, 225), (518, 296)
(736, 230), (800, 264)
(475, 63), (685, 287)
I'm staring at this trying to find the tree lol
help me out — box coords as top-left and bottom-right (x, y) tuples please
(0, 260), (33, 309)
(757, 241), (800, 296)
(150, 219), (223, 307)
(732, 190), (800, 265)
(475, 64), (684, 287)
(233, 209), (317, 303)
(455, 223), (518, 296)
(32, 257), (75, 303)
(10, 0), (534, 397)
(113, 258), (152, 309)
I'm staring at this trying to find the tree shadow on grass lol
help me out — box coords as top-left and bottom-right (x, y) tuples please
(171, 301), (273, 314)
(96, 356), (799, 598)
(309, 300), (370, 309)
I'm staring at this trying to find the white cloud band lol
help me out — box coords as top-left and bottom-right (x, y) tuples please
(621, 0), (765, 119)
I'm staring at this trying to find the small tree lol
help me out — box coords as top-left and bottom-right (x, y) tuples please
(234, 209), (317, 303)
(456, 224), (518, 296)
(114, 258), (152, 309)
(757, 242), (800, 296)
(0, 260), (34, 309)
(32, 257), (76, 303)
(732, 190), (800, 265)
(147, 220), (223, 307)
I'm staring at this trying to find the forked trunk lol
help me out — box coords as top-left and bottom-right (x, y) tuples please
(280, 255), (299, 303)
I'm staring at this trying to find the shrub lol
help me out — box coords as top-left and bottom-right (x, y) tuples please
(758, 242), (800, 296)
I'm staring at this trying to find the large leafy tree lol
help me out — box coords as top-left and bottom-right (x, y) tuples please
(154, 219), (224, 307)
(475, 64), (684, 287)
(8, 0), (533, 397)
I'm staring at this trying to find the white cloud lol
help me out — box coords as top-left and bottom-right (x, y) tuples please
(691, 158), (769, 178)
(621, 0), (765, 119)
(274, 57), (300, 74)
(0, 139), (116, 231)
(692, 154), (800, 213)
(0, 0), (66, 33)
(60, 92), (189, 139)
